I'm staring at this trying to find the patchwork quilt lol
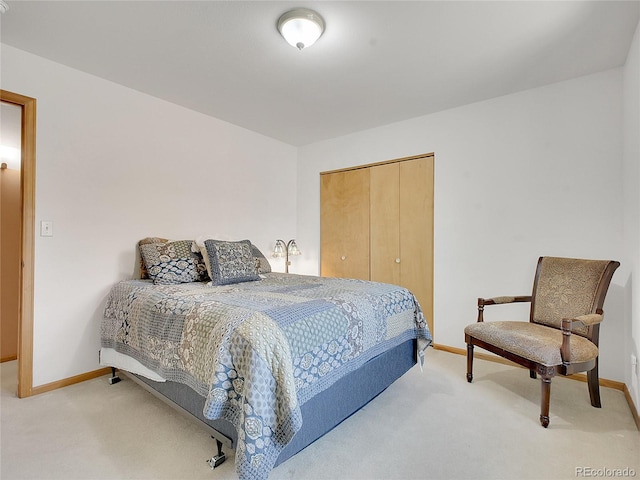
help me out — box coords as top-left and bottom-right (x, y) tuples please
(101, 273), (431, 479)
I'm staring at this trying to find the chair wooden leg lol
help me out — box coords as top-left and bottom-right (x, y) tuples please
(540, 376), (551, 428)
(587, 360), (602, 408)
(466, 343), (474, 383)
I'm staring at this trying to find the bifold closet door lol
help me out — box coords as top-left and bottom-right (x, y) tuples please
(399, 157), (434, 332)
(370, 156), (434, 333)
(370, 162), (400, 286)
(320, 168), (370, 280)
(320, 155), (434, 334)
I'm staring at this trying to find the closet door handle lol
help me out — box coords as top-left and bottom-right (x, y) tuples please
(395, 258), (401, 264)
(341, 255), (346, 261)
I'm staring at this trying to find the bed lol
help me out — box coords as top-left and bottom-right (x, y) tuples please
(99, 238), (432, 480)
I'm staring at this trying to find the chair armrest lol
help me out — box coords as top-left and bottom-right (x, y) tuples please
(479, 296), (532, 306)
(477, 296), (531, 322)
(566, 313), (603, 327)
(559, 314), (603, 363)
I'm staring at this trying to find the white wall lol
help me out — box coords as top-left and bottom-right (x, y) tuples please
(623, 19), (640, 409)
(297, 69), (626, 381)
(1, 38), (634, 388)
(1, 45), (298, 387)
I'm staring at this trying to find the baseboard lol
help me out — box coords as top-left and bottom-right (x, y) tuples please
(1, 354), (18, 363)
(623, 383), (640, 431)
(433, 343), (639, 430)
(29, 367), (112, 396)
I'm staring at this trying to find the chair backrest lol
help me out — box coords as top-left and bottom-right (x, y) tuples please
(530, 256), (620, 338)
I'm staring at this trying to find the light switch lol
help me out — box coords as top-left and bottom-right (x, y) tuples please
(41, 221), (53, 237)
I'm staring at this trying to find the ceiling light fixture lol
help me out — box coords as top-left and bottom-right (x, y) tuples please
(0, 1), (9, 14)
(277, 8), (325, 50)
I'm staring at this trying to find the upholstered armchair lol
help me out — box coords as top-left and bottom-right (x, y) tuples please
(464, 256), (619, 427)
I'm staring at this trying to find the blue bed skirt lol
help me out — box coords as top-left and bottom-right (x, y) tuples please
(132, 338), (417, 466)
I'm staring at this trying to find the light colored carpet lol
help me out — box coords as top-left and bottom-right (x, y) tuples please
(1, 349), (638, 480)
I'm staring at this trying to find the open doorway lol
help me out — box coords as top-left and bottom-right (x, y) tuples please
(1, 101), (21, 362)
(1, 89), (36, 398)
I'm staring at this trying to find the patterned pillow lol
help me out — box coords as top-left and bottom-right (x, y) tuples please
(204, 239), (261, 285)
(137, 237), (168, 279)
(140, 240), (208, 285)
(246, 241), (272, 274)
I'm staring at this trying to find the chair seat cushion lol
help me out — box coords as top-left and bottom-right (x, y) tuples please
(464, 321), (598, 367)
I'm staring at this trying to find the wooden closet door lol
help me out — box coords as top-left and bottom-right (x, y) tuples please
(399, 156), (434, 333)
(370, 162), (400, 286)
(320, 168), (370, 280)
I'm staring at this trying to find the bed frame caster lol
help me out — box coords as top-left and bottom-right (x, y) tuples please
(108, 367), (121, 385)
(206, 438), (226, 469)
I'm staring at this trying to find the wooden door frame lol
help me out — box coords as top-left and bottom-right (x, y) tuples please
(1, 89), (36, 398)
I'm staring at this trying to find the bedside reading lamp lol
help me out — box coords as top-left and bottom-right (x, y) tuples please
(272, 239), (301, 273)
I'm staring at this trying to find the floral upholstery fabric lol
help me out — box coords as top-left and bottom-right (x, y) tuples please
(532, 257), (611, 337)
(464, 321), (598, 366)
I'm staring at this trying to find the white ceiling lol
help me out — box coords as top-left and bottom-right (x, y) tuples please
(1, 1), (639, 146)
